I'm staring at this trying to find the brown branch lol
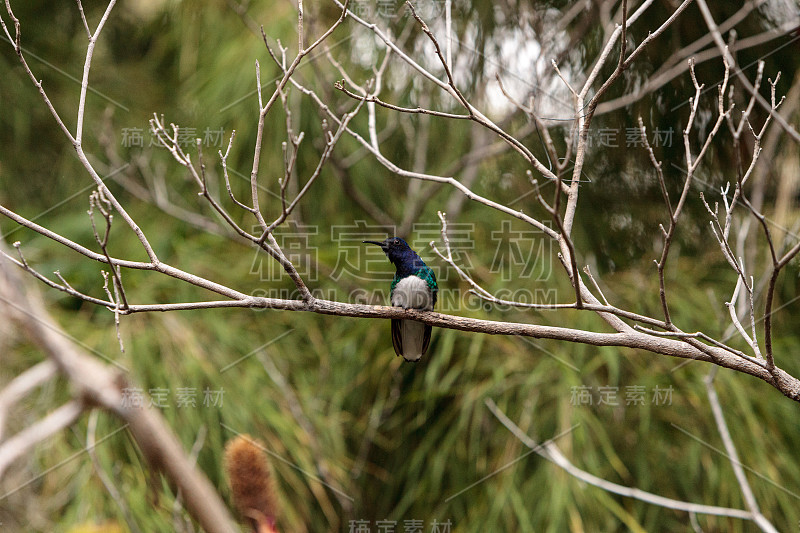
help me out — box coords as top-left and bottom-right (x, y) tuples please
(638, 118), (672, 323)
(0, 203), (247, 300)
(257, 94), (368, 244)
(566, 0), (693, 238)
(597, 14), (797, 116)
(248, 0), (352, 232)
(0, 242), (239, 533)
(335, 82), (471, 120)
(290, 76), (560, 239)
(339, 0), (555, 181)
(5, 239), (797, 401)
(220, 130), (257, 214)
(88, 189), (129, 310)
(695, 0), (800, 143)
(405, 1), (471, 113)
(149, 113), (313, 300)
(531, 179), (583, 309)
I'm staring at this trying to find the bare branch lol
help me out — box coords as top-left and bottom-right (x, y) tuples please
(219, 130), (256, 213)
(292, 76), (560, 238)
(486, 398), (757, 521)
(335, 82), (471, 120)
(726, 274), (762, 359)
(0, 360), (57, 441)
(695, 0), (800, 143)
(0, 401), (84, 478)
(634, 325), (765, 368)
(705, 371), (779, 533)
(0, 204), (247, 300)
(75, 0), (91, 38)
(0, 244), (240, 533)
(258, 90), (368, 243)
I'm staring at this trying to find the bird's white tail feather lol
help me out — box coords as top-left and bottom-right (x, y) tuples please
(401, 320), (426, 361)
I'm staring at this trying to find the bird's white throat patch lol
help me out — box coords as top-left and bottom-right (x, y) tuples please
(391, 275), (433, 310)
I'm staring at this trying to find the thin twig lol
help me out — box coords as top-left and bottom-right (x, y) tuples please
(705, 371), (779, 533)
(335, 83), (471, 120)
(75, 0), (91, 37)
(695, 0), (800, 143)
(486, 398), (756, 520)
(583, 265), (610, 306)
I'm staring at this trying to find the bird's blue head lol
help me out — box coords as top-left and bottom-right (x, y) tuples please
(363, 237), (427, 276)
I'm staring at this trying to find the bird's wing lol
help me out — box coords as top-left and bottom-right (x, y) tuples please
(421, 324), (432, 357)
(391, 319), (403, 358)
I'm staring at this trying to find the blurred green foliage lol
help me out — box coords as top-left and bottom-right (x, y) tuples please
(1, 1), (800, 532)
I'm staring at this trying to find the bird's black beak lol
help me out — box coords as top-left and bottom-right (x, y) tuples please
(363, 240), (388, 251)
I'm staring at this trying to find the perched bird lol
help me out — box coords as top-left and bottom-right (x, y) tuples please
(363, 237), (437, 362)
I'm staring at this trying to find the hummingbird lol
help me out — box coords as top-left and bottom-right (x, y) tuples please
(363, 237), (437, 362)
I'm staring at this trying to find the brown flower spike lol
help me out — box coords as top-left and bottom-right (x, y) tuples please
(224, 435), (279, 533)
